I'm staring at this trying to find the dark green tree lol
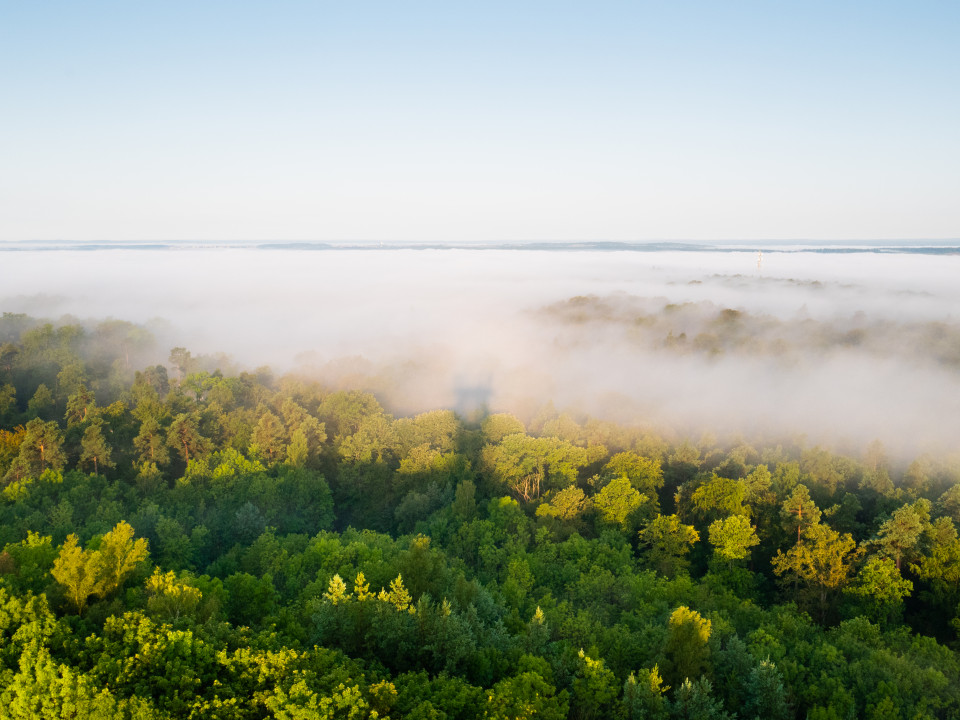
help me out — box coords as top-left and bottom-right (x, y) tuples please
(623, 666), (669, 719)
(167, 413), (209, 464)
(134, 415), (169, 466)
(64, 383), (96, 426)
(80, 420), (114, 475)
(742, 660), (789, 720)
(668, 677), (729, 719)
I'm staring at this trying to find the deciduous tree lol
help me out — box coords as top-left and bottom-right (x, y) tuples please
(595, 476), (646, 529)
(664, 606), (712, 686)
(708, 515), (760, 563)
(639, 515), (699, 577)
(51, 521), (149, 615)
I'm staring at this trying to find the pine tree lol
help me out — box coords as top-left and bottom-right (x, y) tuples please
(3, 418), (65, 483)
(64, 383), (96, 426)
(623, 666), (669, 719)
(772, 522), (862, 621)
(668, 677), (730, 719)
(167, 413), (209, 464)
(134, 415), (169, 465)
(876, 502), (925, 570)
(743, 660), (789, 720)
(781, 484), (821, 544)
(79, 420), (113, 475)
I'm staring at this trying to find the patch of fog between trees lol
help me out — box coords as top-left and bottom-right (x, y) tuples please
(2, 248), (960, 460)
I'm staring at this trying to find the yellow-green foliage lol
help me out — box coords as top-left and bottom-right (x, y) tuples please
(51, 521), (148, 614)
(145, 568), (202, 622)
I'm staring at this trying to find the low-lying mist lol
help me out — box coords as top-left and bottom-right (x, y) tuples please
(2, 247), (959, 461)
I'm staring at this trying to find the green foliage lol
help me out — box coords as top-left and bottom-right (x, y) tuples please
(223, 572), (278, 626)
(481, 413), (525, 443)
(482, 433), (590, 502)
(133, 416), (169, 466)
(571, 649), (618, 720)
(604, 452), (664, 508)
(0, 588), (62, 672)
(742, 660), (789, 720)
(338, 414), (398, 465)
(663, 606), (712, 686)
(26, 384), (54, 420)
(844, 555), (912, 626)
(594, 476), (646, 530)
(780, 483), (821, 544)
(939, 482), (960, 524)
(64, 383), (95, 427)
(485, 668), (568, 720)
(1, 316), (960, 719)
(167, 413), (210, 464)
(252, 409), (287, 462)
(79, 420), (113, 475)
(876, 500), (926, 570)
(144, 568), (203, 623)
(707, 515), (760, 563)
(49, 534), (101, 615)
(536, 485), (590, 522)
(0, 645), (164, 719)
(0, 384), (16, 422)
(266, 680), (382, 719)
(3, 418), (65, 484)
(772, 523), (863, 621)
(668, 677), (729, 720)
(691, 474), (748, 522)
(623, 666), (669, 719)
(639, 515), (699, 577)
(1, 532), (57, 595)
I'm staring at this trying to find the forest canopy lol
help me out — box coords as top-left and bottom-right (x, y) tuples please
(1, 311), (960, 719)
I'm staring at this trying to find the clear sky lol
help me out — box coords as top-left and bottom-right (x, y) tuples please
(1, 1), (958, 242)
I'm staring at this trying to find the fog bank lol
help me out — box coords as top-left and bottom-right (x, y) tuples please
(2, 247), (959, 459)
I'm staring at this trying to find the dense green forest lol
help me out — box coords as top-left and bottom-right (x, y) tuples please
(2, 312), (960, 719)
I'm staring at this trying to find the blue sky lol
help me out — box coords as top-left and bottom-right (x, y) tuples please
(2, 1), (958, 242)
